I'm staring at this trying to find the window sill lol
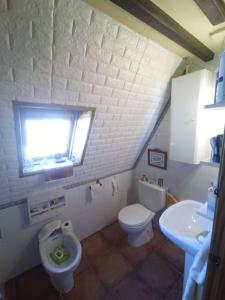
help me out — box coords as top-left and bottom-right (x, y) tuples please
(23, 159), (74, 176)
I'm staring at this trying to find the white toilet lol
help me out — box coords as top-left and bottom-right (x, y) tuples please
(118, 180), (167, 247)
(39, 220), (82, 293)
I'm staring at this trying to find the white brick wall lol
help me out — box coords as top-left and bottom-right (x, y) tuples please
(0, 0), (181, 204)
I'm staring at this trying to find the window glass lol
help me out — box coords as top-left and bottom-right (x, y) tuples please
(72, 111), (92, 164)
(24, 119), (71, 160)
(13, 102), (95, 176)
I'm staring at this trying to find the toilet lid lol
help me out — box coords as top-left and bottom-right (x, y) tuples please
(118, 204), (154, 227)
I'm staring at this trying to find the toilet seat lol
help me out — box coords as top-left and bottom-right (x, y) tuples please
(118, 204), (155, 228)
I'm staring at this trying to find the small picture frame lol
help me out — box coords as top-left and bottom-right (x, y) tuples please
(148, 149), (167, 170)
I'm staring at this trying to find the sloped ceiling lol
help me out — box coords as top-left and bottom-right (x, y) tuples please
(85, 0), (225, 69)
(0, 0), (181, 204)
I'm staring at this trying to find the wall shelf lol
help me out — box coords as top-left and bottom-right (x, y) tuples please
(200, 160), (220, 168)
(204, 102), (225, 109)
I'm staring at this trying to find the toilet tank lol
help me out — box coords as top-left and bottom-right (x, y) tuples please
(138, 180), (167, 212)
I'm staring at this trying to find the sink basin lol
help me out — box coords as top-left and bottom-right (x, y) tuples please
(159, 200), (213, 256)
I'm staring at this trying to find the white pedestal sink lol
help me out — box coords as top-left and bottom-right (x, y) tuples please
(159, 200), (213, 293)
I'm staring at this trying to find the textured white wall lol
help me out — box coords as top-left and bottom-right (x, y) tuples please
(135, 109), (219, 202)
(0, 0), (181, 205)
(0, 1), (182, 283)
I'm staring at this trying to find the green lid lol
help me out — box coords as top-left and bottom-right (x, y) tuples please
(50, 244), (70, 265)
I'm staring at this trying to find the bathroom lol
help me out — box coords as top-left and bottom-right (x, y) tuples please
(1, 0), (225, 299)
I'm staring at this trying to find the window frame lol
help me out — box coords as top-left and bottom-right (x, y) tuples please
(13, 101), (96, 177)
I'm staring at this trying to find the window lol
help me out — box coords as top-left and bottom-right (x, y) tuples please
(13, 101), (95, 176)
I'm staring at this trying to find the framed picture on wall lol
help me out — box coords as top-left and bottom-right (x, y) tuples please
(148, 149), (167, 170)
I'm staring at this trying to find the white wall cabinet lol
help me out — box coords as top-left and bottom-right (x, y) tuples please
(170, 69), (214, 164)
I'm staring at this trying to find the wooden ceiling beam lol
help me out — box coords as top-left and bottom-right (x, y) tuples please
(110, 0), (214, 62)
(194, 0), (225, 25)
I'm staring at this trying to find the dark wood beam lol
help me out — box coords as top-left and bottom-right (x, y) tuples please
(194, 0), (225, 25)
(110, 0), (214, 62)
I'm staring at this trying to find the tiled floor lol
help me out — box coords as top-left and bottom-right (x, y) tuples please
(5, 222), (184, 300)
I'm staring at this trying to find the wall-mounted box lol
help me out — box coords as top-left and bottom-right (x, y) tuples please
(27, 188), (66, 225)
(170, 69), (215, 164)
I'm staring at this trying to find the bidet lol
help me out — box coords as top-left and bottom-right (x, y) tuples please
(39, 220), (82, 293)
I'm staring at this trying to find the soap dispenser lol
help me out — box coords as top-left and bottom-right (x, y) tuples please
(208, 181), (218, 211)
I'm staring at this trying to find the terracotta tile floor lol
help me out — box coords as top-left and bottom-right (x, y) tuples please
(5, 222), (184, 300)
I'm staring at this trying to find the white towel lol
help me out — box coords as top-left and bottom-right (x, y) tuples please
(112, 176), (119, 197)
(182, 232), (212, 300)
(90, 182), (102, 202)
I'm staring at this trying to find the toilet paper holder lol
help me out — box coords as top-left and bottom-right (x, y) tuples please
(89, 179), (102, 190)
